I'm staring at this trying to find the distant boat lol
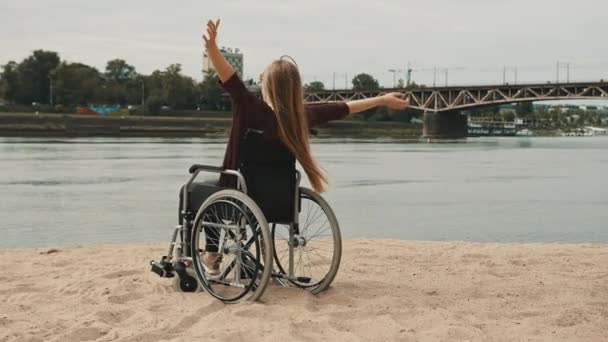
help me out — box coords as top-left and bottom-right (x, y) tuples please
(516, 129), (533, 136)
(562, 127), (607, 137)
(467, 121), (517, 137)
(584, 126), (607, 136)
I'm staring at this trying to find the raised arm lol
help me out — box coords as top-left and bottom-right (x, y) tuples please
(203, 19), (234, 82)
(346, 92), (410, 114)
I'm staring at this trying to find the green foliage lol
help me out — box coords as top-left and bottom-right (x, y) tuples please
(53, 62), (102, 105)
(356, 106), (421, 122)
(0, 61), (20, 103)
(405, 81), (422, 90)
(105, 59), (137, 84)
(161, 64), (197, 110)
(393, 108), (419, 123)
(199, 70), (223, 110)
(304, 81), (325, 91)
(501, 111), (516, 122)
(101, 59), (141, 105)
(20, 50), (60, 105)
(352, 73), (379, 90)
(0, 51), (203, 112)
(138, 64), (199, 111)
(372, 106), (392, 121)
(0, 50), (60, 105)
(469, 105), (501, 118)
(516, 101), (534, 118)
(146, 94), (164, 115)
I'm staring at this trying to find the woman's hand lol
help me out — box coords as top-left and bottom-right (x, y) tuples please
(203, 19), (221, 49)
(202, 18), (235, 82)
(382, 92), (410, 110)
(346, 92), (410, 114)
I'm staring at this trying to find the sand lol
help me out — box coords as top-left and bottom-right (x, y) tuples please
(0, 240), (607, 342)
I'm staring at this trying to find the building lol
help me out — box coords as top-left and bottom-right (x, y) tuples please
(203, 47), (243, 79)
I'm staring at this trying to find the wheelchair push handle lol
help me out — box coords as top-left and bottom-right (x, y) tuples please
(189, 164), (225, 174)
(187, 164), (248, 194)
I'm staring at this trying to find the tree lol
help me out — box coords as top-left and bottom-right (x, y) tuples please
(0, 61), (21, 103)
(141, 64), (198, 111)
(501, 111), (516, 122)
(304, 81), (325, 91)
(104, 59), (137, 84)
(199, 70), (222, 110)
(406, 81), (422, 90)
(162, 64), (197, 110)
(516, 101), (534, 118)
(53, 62), (102, 105)
(16, 50), (60, 104)
(372, 106), (391, 121)
(101, 59), (144, 105)
(352, 73), (379, 90)
(393, 108), (419, 123)
(146, 94), (164, 115)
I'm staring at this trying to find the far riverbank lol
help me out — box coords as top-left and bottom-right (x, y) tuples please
(0, 112), (423, 139)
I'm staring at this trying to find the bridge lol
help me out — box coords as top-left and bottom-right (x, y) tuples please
(304, 81), (608, 138)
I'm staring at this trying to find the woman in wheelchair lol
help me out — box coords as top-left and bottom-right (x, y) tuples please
(153, 19), (409, 302)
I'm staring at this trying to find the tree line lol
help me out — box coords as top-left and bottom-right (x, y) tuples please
(468, 102), (606, 128)
(0, 50), (418, 121)
(0, 50), (225, 114)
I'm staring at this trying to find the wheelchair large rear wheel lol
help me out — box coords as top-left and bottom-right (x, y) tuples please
(191, 190), (273, 303)
(272, 187), (342, 294)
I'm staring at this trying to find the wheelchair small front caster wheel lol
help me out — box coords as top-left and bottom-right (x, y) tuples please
(172, 261), (200, 292)
(172, 274), (198, 292)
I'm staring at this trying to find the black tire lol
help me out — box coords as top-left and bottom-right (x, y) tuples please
(190, 190), (272, 303)
(172, 274), (198, 292)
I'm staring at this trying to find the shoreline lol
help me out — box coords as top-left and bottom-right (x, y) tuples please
(2, 238), (607, 251)
(0, 112), (423, 139)
(0, 112), (582, 139)
(2, 239), (606, 341)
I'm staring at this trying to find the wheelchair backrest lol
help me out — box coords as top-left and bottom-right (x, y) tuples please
(239, 129), (297, 223)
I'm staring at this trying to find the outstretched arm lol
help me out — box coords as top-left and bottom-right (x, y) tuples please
(346, 92), (410, 114)
(203, 19), (234, 82)
(307, 93), (410, 127)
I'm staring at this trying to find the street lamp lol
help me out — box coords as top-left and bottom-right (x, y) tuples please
(48, 75), (54, 107)
(502, 66), (518, 85)
(140, 80), (145, 107)
(556, 61), (571, 83)
(388, 69), (402, 88)
(333, 72), (348, 90)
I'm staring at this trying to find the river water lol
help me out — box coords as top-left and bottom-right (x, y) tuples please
(1, 136), (607, 248)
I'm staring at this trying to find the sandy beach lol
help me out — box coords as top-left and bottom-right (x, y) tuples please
(1, 240), (606, 342)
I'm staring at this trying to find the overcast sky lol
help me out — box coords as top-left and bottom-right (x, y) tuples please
(1, 0), (607, 89)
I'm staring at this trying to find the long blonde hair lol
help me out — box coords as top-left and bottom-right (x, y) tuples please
(261, 56), (328, 193)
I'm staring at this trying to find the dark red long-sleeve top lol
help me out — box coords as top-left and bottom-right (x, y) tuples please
(218, 73), (349, 188)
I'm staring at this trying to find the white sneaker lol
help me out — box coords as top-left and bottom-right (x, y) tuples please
(202, 252), (222, 276)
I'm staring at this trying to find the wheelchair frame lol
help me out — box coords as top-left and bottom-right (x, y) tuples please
(151, 164), (342, 302)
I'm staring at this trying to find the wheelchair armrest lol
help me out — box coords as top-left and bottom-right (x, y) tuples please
(188, 164), (225, 174)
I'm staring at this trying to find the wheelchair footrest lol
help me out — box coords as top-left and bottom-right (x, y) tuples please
(150, 258), (175, 278)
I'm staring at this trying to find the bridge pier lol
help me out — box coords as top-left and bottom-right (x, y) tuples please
(422, 110), (468, 140)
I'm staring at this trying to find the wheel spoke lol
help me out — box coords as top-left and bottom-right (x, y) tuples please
(192, 195), (269, 302)
(272, 190), (339, 291)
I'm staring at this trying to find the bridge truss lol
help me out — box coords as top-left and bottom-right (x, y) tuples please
(303, 82), (608, 112)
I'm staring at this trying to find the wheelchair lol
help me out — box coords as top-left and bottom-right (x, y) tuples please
(151, 164), (342, 303)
